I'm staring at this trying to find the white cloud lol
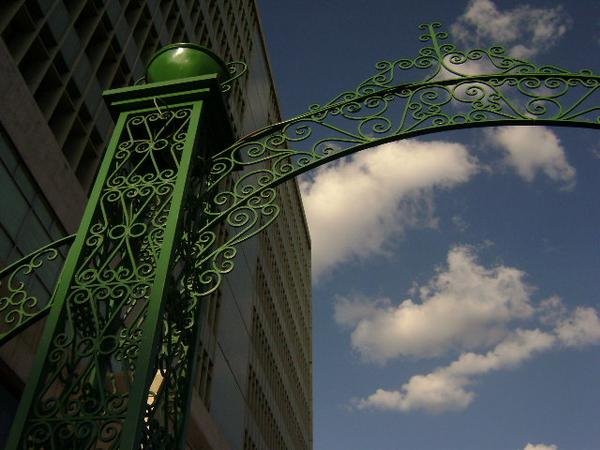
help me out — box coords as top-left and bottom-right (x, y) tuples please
(523, 444), (558, 450)
(355, 329), (554, 413)
(343, 247), (600, 414)
(353, 294), (600, 414)
(434, 58), (489, 80)
(556, 307), (600, 347)
(488, 126), (576, 189)
(538, 295), (567, 325)
(355, 377), (473, 414)
(335, 246), (534, 363)
(300, 140), (478, 278)
(452, 0), (571, 58)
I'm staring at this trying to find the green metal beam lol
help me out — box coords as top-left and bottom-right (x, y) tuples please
(3, 73), (226, 449)
(0, 235), (75, 347)
(1, 22), (598, 450)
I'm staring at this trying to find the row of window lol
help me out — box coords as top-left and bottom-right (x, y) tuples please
(276, 181), (311, 299)
(247, 365), (287, 450)
(192, 254), (224, 409)
(256, 264), (311, 428)
(260, 178), (312, 343)
(243, 429), (258, 450)
(251, 307), (309, 450)
(2, 0), (130, 187)
(266, 214), (311, 354)
(0, 0), (259, 190)
(0, 127), (66, 298)
(259, 232), (311, 388)
(196, 347), (213, 409)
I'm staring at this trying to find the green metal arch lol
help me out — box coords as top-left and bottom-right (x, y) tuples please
(0, 234), (75, 346)
(1, 22), (598, 450)
(190, 114), (599, 298)
(5, 22), (599, 341)
(189, 22), (599, 297)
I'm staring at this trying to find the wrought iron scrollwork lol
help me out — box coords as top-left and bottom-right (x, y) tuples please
(5, 22), (599, 450)
(136, 149), (283, 448)
(184, 23), (598, 296)
(221, 60), (248, 94)
(319, 22), (595, 104)
(13, 107), (194, 449)
(0, 235), (74, 346)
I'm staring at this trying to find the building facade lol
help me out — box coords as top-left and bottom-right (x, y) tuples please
(0, 1), (312, 449)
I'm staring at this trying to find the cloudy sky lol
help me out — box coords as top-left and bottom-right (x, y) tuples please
(257, 1), (600, 449)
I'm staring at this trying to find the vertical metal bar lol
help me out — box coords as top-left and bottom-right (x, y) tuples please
(4, 111), (130, 450)
(120, 100), (205, 449)
(5, 97), (207, 449)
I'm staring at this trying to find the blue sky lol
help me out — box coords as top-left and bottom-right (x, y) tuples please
(256, 1), (600, 450)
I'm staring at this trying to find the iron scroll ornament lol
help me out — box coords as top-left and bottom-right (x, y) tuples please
(0, 234), (75, 346)
(188, 22), (599, 298)
(4, 22), (598, 344)
(0, 22), (598, 450)
(143, 23), (600, 448)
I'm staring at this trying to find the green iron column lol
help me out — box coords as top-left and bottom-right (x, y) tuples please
(3, 19), (597, 450)
(5, 45), (231, 450)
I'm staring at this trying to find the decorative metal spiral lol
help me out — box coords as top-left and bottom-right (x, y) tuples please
(3, 22), (598, 450)
(185, 23), (598, 304)
(0, 234), (74, 346)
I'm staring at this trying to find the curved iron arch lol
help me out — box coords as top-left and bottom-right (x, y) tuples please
(1, 22), (598, 450)
(0, 234), (75, 346)
(185, 23), (599, 297)
(5, 22), (598, 339)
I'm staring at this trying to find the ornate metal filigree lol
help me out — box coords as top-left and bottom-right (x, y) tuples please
(186, 22), (599, 298)
(5, 22), (599, 450)
(138, 152), (216, 449)
(9, 107), (195, 449)
(0, 235), (74, 346)
(221, 60), (248, 94)
(320, 23), (596, 104)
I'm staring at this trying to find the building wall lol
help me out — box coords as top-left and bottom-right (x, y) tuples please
(0, 1), (312, 449)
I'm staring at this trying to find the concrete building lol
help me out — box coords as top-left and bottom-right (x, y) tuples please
(0, 1), (312, 449)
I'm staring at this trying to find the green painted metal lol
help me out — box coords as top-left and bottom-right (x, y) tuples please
(3, 71), (228, 448)
(146, 43), (229, 84)
(120, 99), (205, 450)
(1, 23), (598, 449)
(182, 22), (600, 302)
(0, 234), (75, 346)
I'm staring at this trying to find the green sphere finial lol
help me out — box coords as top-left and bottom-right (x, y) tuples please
(146, 43), (228, 83)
